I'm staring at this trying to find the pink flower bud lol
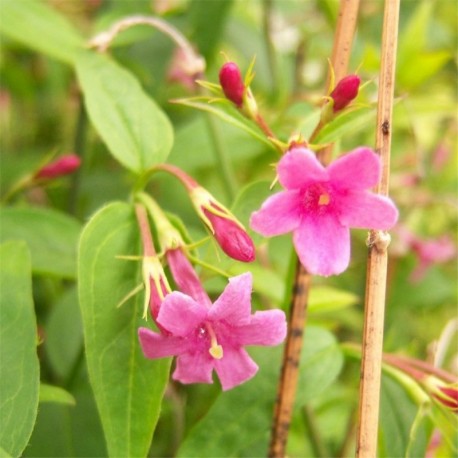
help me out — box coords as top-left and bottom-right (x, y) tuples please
(36, 154), (81, 179)
(436, 386), (458, 412)
(203, 204), (255, 263)
(219, 62), (245, 107)
(330, 75), (361, 112)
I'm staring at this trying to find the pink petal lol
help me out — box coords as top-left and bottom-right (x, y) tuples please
(278, 147), (328, 190)
(138, 327), (188, 358)
(166, 248), (212, 308)
(234, 310), (287, 346)
(328, 147), (381, 190)
(293, 214), (350, 276)
(337, 191), (398, 230)
(157, 292), (208, 336)
(250, 190), (303, 236)
(172, 351), (214, 384)
(214, 346), (258, 391)
(209, 273), (253, 326)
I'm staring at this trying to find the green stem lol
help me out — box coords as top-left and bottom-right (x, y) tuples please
(204, 114), (237, 201)
(187, 253), (230, 278)
(67, 100), (87, 216)
(301, 405), (329, 458)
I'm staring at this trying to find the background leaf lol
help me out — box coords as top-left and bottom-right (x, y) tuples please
(76, 52), (174, 174)
(0, 241), (40, 457)
(0, 0), (83, 65)
(0, 207), (81, 279)
(39, 384), (75, 407)
(78, 202), (171, 457)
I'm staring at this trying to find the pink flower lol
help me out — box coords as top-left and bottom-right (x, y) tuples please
(330, 75), (361, 112)
(219, 62), (245, 107)
(166, 247), (212, 308)
(36, 154), (81, 179)
(410, 235), (456, 282)
(250, 147), (399, 276)
(138, 272), (287, 390)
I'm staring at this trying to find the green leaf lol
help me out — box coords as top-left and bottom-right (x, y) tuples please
(39, 384), (75, 406)
(173, 97), (274, 149)
(308, 286), (359, 313)
(0, 206), (81, 279)
(0, 0), (83, 65)
(314, 106), (376, 144)
(178, 326), (343, 456)
(78, 202), (171, 458)
(295, 326), (344, 406)
(76, 51), (174, 174)
(0, 241), (39, 457)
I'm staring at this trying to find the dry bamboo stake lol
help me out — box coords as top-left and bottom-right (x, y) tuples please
(268, 2), (360, 456)
(355, 1), (400, 457)
(319, 0), (361, 165)
(269, 260), (311, 457)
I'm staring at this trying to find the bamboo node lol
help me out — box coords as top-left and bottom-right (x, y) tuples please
(366, 230), (391, 252)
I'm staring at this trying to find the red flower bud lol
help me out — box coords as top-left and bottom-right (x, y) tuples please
(219, 62), (245, 107)
(435, 386), (458, 412)
(330, 75), (361, 112)
(36, 154), (81, 179)
(203, 205), (255, 263)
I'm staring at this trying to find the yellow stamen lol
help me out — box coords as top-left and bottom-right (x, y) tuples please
(206, 323), (224, 360)
(318, 193), (330, 206)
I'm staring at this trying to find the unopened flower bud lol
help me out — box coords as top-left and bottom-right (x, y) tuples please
(191, 187), (255, 263)
(219, 62), (245, 107)
(330, 75), (361, 112)
(433, 384), (458, 412)
(36, 154), (81, 179)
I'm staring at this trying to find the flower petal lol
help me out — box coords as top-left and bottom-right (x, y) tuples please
(278, 147), (328, 190)
(337, 191), (398, 230)
(214, 346), (258, 391)
(209, 273), (253, 326)
(234, 310), (287, 346)
(250, 190), (303, 236)
(172, 351), (214, 385)
(138, 327), (188, 358)
(328, 147), (381, 190)
(293, 214), (350, 276)
(157, 292), (208, 336)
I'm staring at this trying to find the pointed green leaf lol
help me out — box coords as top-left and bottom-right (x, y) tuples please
(173, 97), (274, 149)
(0, 207), (81, 279)
(0, 241), (39, 457)
(0, 0), (83, 65)
(76, 52), (174, 174)
(314, 106), (376, 145)
(78, 202), (171, 457)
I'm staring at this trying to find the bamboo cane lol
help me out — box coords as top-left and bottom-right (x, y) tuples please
(355, 1), (400, 456)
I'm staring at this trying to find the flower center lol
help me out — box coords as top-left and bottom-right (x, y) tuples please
(304, 183), (331, 212)
(205, 323), (223, 359)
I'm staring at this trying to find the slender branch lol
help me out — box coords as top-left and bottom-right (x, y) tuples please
(301, 404), (329, 458)
(355, 1), (400, 457)
(269, 259), (311, 457)
(318, 0), (361, 165)
(269, 2), (360, 455)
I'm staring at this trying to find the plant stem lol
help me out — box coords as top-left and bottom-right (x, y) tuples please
(204, 114), (237, 201)
(355, 1), (400, 457)
(269, 258), (311, 457)
(318, 0), (361, 165)
(301, 404), (329, 458)
(268, 1), (360, 455)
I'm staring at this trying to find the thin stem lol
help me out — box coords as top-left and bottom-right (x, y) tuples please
(301, 404), (329, 458)
(356, 1), (400, 457)
(204, 114), (237, 201)
(269, 259), (311, 457)
(318, 0), (361, 165)
(135, 203), (156, 257)
(67, 98), (87, 215)
(262, 0), (280, 98)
